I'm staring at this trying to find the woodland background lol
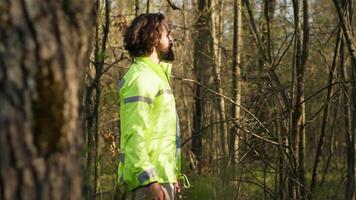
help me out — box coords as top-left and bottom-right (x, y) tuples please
(0, 0), (356, 199)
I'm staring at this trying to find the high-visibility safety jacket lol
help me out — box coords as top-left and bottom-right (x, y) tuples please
(117, 56), (181, 191)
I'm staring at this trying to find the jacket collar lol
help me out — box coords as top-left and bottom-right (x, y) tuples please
(135, 56), (172, 82)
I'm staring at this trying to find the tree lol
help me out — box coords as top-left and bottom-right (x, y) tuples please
(309, 27), (341, 199)
(230, 0), (243, 164)
(332, 0), (355, 199)
(290, 0), (309, 198)
(84, 0), (110, 198)
(192, 0), (216, 170)
(0, 1), (94, 199)
(211, 0), (229, 163)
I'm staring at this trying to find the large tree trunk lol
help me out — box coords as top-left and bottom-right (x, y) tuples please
(211, 0), (229, 160)
(0, 1), (94, 199)
(192, 0), (216, 171)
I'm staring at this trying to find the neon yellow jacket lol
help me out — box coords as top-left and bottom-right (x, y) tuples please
(117, 56), (181, 191)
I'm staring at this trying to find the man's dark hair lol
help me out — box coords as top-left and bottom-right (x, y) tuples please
(124, 13), (167, 57)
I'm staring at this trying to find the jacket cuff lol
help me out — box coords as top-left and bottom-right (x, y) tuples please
(137, 167), (159, 186)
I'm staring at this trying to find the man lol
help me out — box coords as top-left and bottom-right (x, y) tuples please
(117, 13), (181, 200)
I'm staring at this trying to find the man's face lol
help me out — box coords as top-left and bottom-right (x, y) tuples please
(157, 23), (174, 61)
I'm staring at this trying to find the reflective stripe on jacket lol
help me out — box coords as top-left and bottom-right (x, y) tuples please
(117, 56), (181, 191)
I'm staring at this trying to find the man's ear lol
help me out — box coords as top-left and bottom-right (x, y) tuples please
(152, 46), (157, 54)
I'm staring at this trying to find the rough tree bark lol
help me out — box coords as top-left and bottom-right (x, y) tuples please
(211, 0), (229, 160)
(192, 0), (216, 171)
(0, 0), (94, 199)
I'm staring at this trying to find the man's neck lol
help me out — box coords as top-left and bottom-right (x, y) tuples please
(149, 49), (160, 64)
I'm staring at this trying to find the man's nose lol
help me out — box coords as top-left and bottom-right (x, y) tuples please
(168, 35), (174, 43)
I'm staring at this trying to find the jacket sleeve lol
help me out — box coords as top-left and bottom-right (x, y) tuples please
(120, 74), (158, 186)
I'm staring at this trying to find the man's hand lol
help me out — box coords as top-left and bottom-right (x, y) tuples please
(147, 182), (165, 200)
(174, 182), (181, 194)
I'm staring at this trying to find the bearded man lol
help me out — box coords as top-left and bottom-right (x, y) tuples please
(117, 13), (182, 200)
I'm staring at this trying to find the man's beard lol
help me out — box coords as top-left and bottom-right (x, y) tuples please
(158, 43), (175, 61)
